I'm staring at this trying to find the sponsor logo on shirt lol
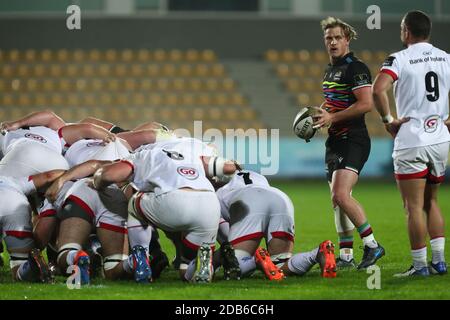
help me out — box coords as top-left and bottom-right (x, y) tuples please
(86, 141), (107, 147)
(424, 115), (439, 133)
(177, 166), (199, 180)
(24, 133), (47, 143)
(382, 56), (396, 67)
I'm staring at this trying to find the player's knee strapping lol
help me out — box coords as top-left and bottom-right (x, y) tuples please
(104, 254), (128, 271)
(334, 205), (355, 233)
(270, 252), (293, 268)
(9, 252), (28, 269)
(57, 243), (82, 266)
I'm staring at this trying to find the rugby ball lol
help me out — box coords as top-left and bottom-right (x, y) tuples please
(293, 107), (317, 142)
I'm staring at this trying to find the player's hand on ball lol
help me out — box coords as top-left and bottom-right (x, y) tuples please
(312, 107), (332, 129)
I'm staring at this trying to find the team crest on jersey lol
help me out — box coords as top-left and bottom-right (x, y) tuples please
(86, 141), (107, 147)
(177, 167), (199, 180)
(353, 73), (370, 86)
(333, 71), (342, 81)
(424, 115), (439, 133)
(24, 133), (47, 143)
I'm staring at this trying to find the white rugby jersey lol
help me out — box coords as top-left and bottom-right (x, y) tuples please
(64, 139), (130, 168)
(0, 175), (35, 196)
(1, 126), (64, 156)
(124, 137), (215, 195)
(216, 170), (270, 221)
(380, 42), (450, 150)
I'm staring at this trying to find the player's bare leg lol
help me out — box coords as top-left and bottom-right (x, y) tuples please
(33, 216), (58, 250)
(329, 180), (356, 268)
(56, 217), (92, 284)
(423, 183), (446, 274)
(393, 178), (429, 276)
(331, 169), (384, 269)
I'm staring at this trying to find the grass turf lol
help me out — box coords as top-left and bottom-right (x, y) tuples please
(0, 180), (449, 300)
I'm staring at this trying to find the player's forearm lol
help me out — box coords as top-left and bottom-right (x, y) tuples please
(61, 123), (114, 145)
(79, 117), (114, 131)
(372, 89), (392, 119)
(92, 163), (131, 190)
(31, 169), (67, 189)
(62, 160), (112, 182)
(117, 130), (157, 150)
(5, 110), (65, 131)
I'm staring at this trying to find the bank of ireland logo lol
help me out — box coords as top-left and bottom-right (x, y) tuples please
(177, 167), (199, 180)
(424, 115), (439, 133)
(25, 133), (47, 143)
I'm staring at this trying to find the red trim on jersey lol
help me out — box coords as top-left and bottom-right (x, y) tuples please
(66, 195), (96, 220)
(5, 230), (33, 238)
(271, 231), (294, 242)
(380, 69), (398, 81)
(182, 237), (200, 250)
(230, 232), (264, 245)
(134, 192), (147, 222)
(39, 209), (57, 218)
(427, 173), (445, 184)
(57, 127), (64, 138)
(28, 176), (33, 181)
(98, 222), (128, 234)
(120, 160), (134, 173)
(395, 168), (428, 180)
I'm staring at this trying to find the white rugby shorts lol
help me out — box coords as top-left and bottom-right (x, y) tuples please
(131, 189), (220, 249)
(393, 142), (449, 183)
(227, 187), (295, 246)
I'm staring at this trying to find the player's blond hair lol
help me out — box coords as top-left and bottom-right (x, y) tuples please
(320, 17), (358, 40)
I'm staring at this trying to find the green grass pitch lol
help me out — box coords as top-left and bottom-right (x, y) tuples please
(1, 180), (449, 300)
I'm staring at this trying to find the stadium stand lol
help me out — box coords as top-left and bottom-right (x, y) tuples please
(0, 49), (266, 133)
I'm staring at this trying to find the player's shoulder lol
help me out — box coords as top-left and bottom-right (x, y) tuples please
(346, 55), (370, 72)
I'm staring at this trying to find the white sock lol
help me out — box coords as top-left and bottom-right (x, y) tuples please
(122, 256), (134, 274)
(184, 259), (196, 281)
(411, 247), (427, 270)
(287, 248), (319, 276)
(66, 250), (78, 266)
(430, 237), (445, 264)
(362, 234), (378, 249)
(128, 214), (152, 253)
(339, 248), (353, 262)
(238, 256), (257, 277)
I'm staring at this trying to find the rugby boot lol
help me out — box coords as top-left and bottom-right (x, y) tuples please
(29, 248), (54, 283)
(429, 261), (447, 275)
(394, 265), (429, 277)
(220, 242), (241, 280)
(193, 244), (214, 284)
(316, 240), (337, 278)
(131, 245), (152, 283)
(357, 244), (385, 269)
(255, 247), (284, 281)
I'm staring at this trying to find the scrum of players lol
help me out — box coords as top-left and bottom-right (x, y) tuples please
(0, 109), (338, 285)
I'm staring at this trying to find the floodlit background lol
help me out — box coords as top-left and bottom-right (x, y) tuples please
(1, 0), (449, 177)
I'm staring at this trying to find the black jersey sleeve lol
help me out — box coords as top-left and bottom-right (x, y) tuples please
(348, 61), (372, 90)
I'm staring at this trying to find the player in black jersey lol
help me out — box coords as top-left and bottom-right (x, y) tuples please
(312, 17), (385, 270)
